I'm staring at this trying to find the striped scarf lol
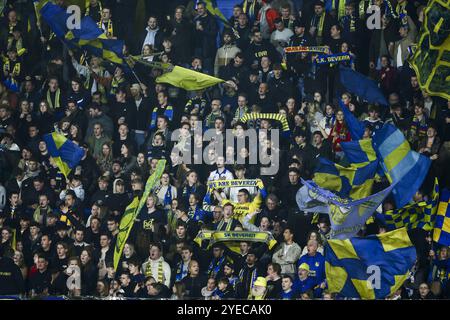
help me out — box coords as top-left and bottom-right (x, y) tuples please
(47, 88), (61, 110)
(216, 219), (233, 231)
(240, 113), (290, 133)
(145, 259), (164, 283)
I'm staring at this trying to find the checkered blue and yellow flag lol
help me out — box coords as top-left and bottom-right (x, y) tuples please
(433, 189), (450, 246)
(313, 157), (378, 200)
(381, 178), (439, 231)
(43, 132), (84, 178)
(325, 228), (416, 299)
(40, 1), (125, 65)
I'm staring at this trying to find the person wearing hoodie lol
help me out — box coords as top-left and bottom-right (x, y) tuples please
(257, 0), (280, 40)
(214, 31), (241, 78)
(85, 104), (114, 140)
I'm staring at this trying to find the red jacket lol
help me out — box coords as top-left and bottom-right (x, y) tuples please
(329, 121), (351, 152)
(257, 6), (280, 33)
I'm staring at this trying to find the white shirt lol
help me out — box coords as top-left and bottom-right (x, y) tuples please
(207, 168), (234, 182)
(141, 257), (171, 288)
(135, 97), (143, 110)
(143, 27), (159, 50)
(283, 243), (293, 256)
(396, 44), (403, 67)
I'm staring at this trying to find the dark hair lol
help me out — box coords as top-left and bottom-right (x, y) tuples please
(149, 242), (162, 252)
(269, 263), (282, 275)
(238, 189), (250, 197)
(284, 226), (295, 235)
(176, 221), (187, 229)
(181, 244), (193, 253)
(282, 275), (293, 282)
(128, 257), (140, 267)
(100, 232), (111, 240)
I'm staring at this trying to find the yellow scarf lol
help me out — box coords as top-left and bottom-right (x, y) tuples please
(318, 13), (326, 38)
(8, 22), (17, 35)
(111, 76), (125, 95)
(216, 219), (233, 231)
(332, 0), (346, 21)
(243, 0), (257, 19)
(86, 0), (102, 20)
(98, 19), (113, 37)
(145, 260), (164, 283)
(3, 60), (20, 78)
(47, 88), (61, 109)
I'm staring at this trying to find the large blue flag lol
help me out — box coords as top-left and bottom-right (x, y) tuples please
(301, 179), (395, 239)
(44, 132), (84, 178)
(325, 228), (416, 299)
(372, 124), (431, 208)
(339, 66), (389, 106)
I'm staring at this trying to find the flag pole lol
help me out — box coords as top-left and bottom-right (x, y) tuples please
(125, 57), (145, 86)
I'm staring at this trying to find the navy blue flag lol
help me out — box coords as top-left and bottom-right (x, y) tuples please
(339, 66), (389, 106)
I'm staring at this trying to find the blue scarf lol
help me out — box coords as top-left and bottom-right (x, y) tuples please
(163, 186), (172, 206)
(175, 260), (189, 281)
(208, 256), (225, 278)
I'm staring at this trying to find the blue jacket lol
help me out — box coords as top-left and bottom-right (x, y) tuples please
(297, 253), (326, 284)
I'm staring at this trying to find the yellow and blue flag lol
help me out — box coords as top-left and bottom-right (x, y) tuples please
(43, 132), (84, 178)
(341, 139), (377, 165)
(40, 2), (125, 65)
(372, 124), (431, 208)
(433, 189), (450, 246)
(325, 228), (416, 299)
(200, 0), (232, 28)
(33, 0), (49, 25)
(313, 157), (377, 200)
(409, 0), (450, 100)
(380, 178), (439, 231)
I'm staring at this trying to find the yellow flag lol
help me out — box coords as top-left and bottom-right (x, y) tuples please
(156, 66), (224, 90)
(113, 159), (166, 271)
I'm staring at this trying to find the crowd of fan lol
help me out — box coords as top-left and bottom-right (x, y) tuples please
(0, 0), (449, 300)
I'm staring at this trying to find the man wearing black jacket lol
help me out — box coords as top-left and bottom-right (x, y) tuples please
(307, 1), (335, 46)
(29, 254), (52, 297)
(193, 2), (218, 74)
(0, 246), (25, 296)
(79, 144), (101, 197)
(181, 259), (207, 299)
(130, 83), (152, 150)
(236, 249), (261, 299)
(136, 15), (165, 55)
(246, 29), (281, 69)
